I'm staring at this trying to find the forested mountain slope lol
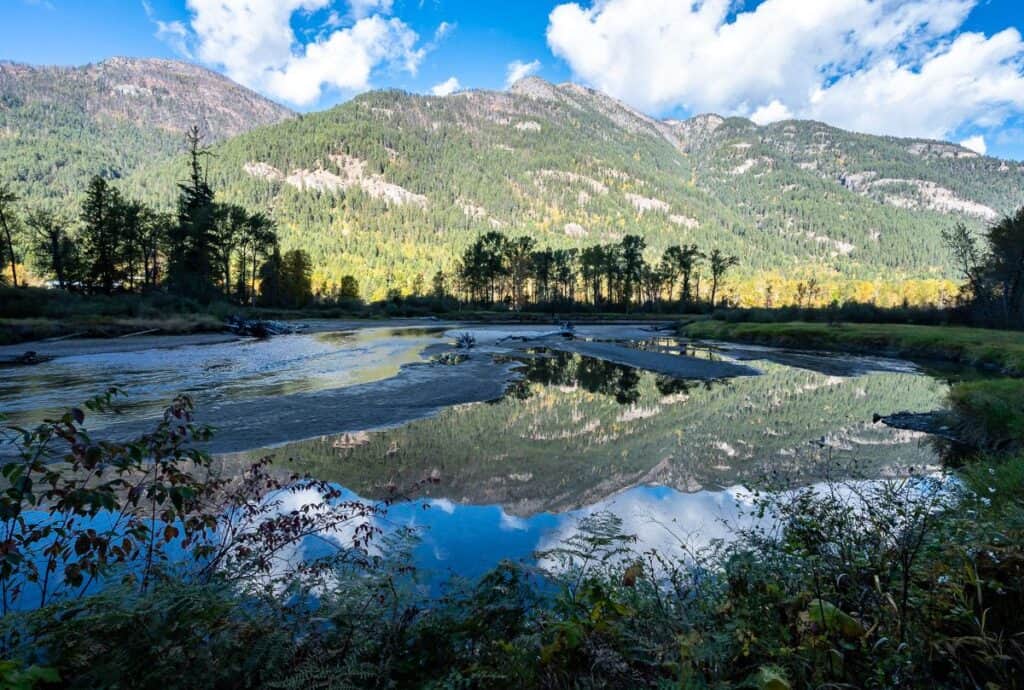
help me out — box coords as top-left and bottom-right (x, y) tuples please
(4, 56), (1022, 301)
(126, 75), (1024, 299)
(0, 57), (293, 201)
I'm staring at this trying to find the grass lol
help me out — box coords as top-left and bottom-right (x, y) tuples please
(681, 320), (1024, 376)
(948, 379), (1024, 452)
(0, 315), (227, 345)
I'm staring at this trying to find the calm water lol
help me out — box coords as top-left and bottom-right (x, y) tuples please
(0, 327), (448, 430)
(2, 325), (948, 581)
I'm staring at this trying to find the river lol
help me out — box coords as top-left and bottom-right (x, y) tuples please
(1, 322), (948, 581)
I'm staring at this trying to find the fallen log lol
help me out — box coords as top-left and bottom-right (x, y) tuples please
(225, 316), (306, 338)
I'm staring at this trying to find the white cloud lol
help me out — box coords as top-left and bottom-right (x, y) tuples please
(434, 21), (456, 41)
(751, 99), (793, 125)
(180, 0), (425, 106)
(430, 76), (461, 96)
(143, 0), (192, 57)
(429, 498), (456, 514)
(156, 20), (193, 58)
(960, 134), (987, 155)
(505, 59), (541, 88)
(349, 0), (393, 20)
(547, 0), (1024, 141)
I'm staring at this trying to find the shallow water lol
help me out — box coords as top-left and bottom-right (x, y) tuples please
(0, 326), (448, 430)
(2, 324), (949, 581)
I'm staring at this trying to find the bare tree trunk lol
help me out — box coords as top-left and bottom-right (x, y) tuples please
(0, 213), (16, 287)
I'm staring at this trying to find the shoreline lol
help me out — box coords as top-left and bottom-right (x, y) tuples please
(0, 317), (676, 362)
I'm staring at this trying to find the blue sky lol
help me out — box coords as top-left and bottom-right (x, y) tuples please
(5, 0), (1024, 159)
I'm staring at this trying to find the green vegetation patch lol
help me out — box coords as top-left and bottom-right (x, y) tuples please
(949, 379), (1024, 452)
(681, 320), (1024, 376)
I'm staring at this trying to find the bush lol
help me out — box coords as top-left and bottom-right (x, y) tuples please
(948, 379), (1024, 452)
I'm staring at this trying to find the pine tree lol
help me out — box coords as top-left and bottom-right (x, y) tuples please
(167, 126), (218, 301)
(257, 244), (283, 307)
(80, 176), (122, 294)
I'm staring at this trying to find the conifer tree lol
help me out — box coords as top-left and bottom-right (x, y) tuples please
(167, 126), (217, 301)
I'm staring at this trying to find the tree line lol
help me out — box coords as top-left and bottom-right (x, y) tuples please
(0, 127), (314, 309)
(944, 208), (1024, 329)
(452, 230), (739, 310)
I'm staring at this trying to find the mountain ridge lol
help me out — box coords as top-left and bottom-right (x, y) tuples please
(4, 58), (1024, 302)
(0, 56), (294, 139)
(0, 56), (293, 201)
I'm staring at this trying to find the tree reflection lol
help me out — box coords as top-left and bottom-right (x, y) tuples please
(515, 349), (654, 405)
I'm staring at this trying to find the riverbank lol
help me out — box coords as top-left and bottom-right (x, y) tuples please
(682, 319), (1024, 454)
(681, 320), (1024, 376)
(0, 285), (682, 347)
(0, 318), (456, 361)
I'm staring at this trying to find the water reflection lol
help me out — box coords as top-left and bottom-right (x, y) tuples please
(5, 326), (954, 586)
(241, 351), (945, 519)
(395, 484), (755, 584)
(504, 349), (720, 406)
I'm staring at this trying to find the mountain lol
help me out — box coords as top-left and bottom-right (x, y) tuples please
(0, 57), (292, 201)
(126, 74), (1023, 300)
(6, 58), (1023, 302)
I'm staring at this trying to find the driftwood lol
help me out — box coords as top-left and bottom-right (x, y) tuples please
(495, 322), (576, 344)
(873, 410), (963, 443)
(40, 332), (85, 342)
(1, 351), (56, 367)
(226, 316), (306, 338)
(117, 328), (161, 339)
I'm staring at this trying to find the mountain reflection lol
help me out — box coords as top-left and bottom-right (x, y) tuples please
(235, 351), (945, 516)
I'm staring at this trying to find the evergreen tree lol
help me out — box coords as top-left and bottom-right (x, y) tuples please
(257, 244), (283, 307)
(709, 249), (740, 307)
(340, 275), (360, 300)
(25, 209), (79, 290)
(430, 269), (446, 299)
(281, 249), (313, 307)
(168, 127), (217, 301)
(79, 176), (122, 294)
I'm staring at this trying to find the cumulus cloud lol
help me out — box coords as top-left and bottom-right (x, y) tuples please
(161, 0), (429, 106)
(430, 76), (461, 96)
(505, 59), (541, 88)
(960, 135), (987, 155)
(547, 0), (1024, 141)
(348, 0), (393, 19)
(750, 99), (793, 125)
